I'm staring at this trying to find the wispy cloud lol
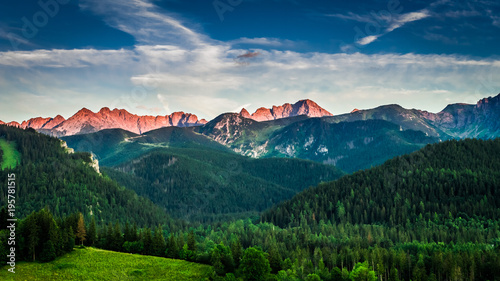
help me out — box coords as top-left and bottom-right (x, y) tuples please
(356, 10), (430, 46)
(79, 0), (208, 48)
(326, 12), (377, 24)
(230, 37), (295, 48)
(0, 49), (134, 67)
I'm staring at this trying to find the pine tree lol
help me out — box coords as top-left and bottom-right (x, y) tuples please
(87, 216), (97, 246)
(268, 243), (282, 274)
(142, 227), (153, 255)
(65, 226), (75, 252)
(231, 238), (243, 268)
(24, 214), (40, 261)
(123, 221), (132, 242)
(131, 223), (138, 242)
(39, 240), (56, 262)
(75, 213), (86, 246)
(112, 221), (123, 251)
(151, 226), (166, 257)
(187, 230), (196, 252)
(166, 234), (178, 259)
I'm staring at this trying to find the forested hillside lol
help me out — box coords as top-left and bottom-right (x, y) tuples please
(62, 127), (233, 167)
(105, 147), (344, 222)
(0, 125), (167, 226)
(263, 138), (500, 227)
(264, 119), (436, 172)
(62, 126), (345, 222)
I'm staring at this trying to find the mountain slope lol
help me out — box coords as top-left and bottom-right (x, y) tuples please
(62, 127), (232, 167)
(426, 95), (500, 138)
(325, 94), (500, 139)
(265, 119), (437, 172)
(262, 138), (500, 227)
(102, 146), (345, 222)
(323, 104), (447, 138)
(0, 125), (167, 226)
(62, 126), (344, 221)
(198, 114), (438, 172)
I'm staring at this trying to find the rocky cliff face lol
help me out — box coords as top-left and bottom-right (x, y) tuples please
(2, 108), (206, 137)
(49, 107), (207, 136)
(240, 99), (333, 121)
(419, 94), (500, 138)
(7, 115), (67, 130)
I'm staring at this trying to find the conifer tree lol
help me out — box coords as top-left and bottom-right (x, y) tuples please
(151, 226), (166, 257)
(87, 216), (97, 246)
(166, 233), (178, 259)
(187, 230), (196, 252)
(75, 213), (86, 246)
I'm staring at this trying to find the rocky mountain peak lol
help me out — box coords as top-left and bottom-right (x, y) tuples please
(75, 108), (94, 116)
(244, 99), (332, 122)
(240, 108), (251, 118)
(8, 107), (208, 137)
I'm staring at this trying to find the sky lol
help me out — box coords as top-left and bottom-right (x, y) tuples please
(0, 0), (499, 122)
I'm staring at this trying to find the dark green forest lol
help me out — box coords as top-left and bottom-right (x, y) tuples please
(0, 125), (167, 226)
(262, 138), (500, 227)
(104, 148), (344, 222)
(62, 126), (345, 222)
(1, 125), (500, 280)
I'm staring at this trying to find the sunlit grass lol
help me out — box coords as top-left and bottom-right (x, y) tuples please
(0, 138), (20, 170)
(0, 247), (211, 281)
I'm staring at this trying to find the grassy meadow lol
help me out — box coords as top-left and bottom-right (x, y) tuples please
(0, 138), (20, 170)
(0, 247), (212, 281)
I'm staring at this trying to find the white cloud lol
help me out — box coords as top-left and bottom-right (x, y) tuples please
(357, 35), (379, 46)
(326, 12), (377, 23)
(0, 49), (134, 68)
(387, 11), (430, 32)
(79, 0), (208, 48)
(157, 93), (171, 113)
(230, 37), (295, 47)
(356, 10), (430, 46)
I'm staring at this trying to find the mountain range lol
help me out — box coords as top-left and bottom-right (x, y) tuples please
(0, 99), (335, 137)
(1, 108), (207, 137)
(3, 95), (498, 138)
(2, 94), (500, 172)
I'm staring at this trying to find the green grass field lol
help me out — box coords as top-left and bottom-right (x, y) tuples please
(0, 247), (212, 281)
(0, 138), (21, 170)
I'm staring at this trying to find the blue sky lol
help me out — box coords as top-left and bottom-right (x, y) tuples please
(0, 0), (499, 122)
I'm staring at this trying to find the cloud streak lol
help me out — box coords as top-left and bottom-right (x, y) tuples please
(79, 0), (208, 48)
(356, 10), (430, 46)
(230, 37), (295, 47)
